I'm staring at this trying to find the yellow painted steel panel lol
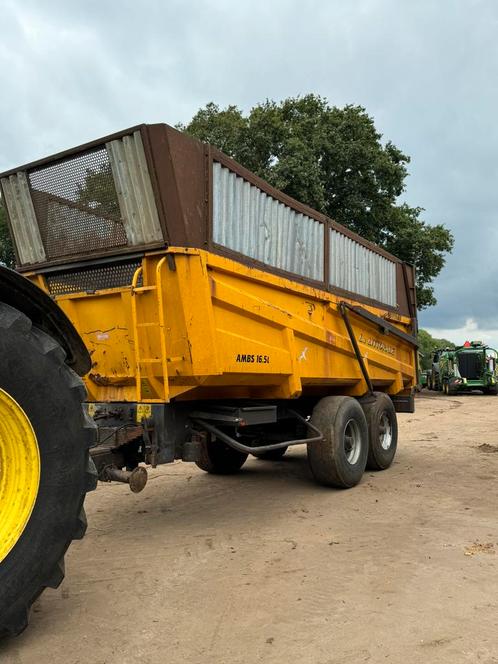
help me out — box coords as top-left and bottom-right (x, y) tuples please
(43, 248), (416, 404)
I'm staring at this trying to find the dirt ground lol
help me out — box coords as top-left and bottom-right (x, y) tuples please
(3, 392), (498, 664)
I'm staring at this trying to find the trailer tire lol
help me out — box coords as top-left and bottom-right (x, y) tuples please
(0, 304), (96, 638)
(485, 386), (498, 395)
(196, 437), (248, 474)
(253, 446), (288, 460)
(361, 392), (398, 471)
(307, 396), (368, 488)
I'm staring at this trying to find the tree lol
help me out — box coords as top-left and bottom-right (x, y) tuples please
(0, 200), (15, 268)
(418, 328), (455, 369)
(178, 95), (454, 308)
(75, 163), (120, 218)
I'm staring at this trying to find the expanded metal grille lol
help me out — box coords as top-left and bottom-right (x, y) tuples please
(46, 260), (142, 296)
(29, 147), (128, 260)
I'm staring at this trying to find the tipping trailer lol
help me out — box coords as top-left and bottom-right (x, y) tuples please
(0, 122), (417, 634)
(428, 341), (498, 395)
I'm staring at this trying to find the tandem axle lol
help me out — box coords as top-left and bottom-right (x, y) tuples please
(87, 392), (410, 492)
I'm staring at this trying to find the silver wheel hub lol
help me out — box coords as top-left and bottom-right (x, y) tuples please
(379, 412), (392, 450)
(344, 419), (361, 465)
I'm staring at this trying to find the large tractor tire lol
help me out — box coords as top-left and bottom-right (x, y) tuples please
(0, 303), (96, 638)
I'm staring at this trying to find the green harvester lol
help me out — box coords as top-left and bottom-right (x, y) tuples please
(428, 341), (498, 395)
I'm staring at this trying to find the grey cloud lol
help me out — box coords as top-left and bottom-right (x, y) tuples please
(1, 0), (498, 333)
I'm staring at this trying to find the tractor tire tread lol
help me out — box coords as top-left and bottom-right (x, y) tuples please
(0, 304), (96, 639)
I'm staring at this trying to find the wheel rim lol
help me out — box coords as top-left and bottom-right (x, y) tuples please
(379, 412), (392, 450)
(0, 388), (40, 564)
(344, 418), (362, 465)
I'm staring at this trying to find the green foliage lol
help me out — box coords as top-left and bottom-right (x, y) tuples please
(76, 163), (119, 218)
(178, 95), (454, 308)
(418, 328), (455, 369)
(0, 200), (15, 268)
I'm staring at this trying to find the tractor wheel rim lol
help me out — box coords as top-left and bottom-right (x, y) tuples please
(0, 388), (40, 564)
(344, 419), (361, 465)
(379, 413), (392, 450)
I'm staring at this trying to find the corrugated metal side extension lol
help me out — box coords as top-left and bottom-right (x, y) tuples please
(212, 162), (324, 282)
(212, 160), (398, 308)
(329, 230), (396, 307)
(0, 122), (416, 317)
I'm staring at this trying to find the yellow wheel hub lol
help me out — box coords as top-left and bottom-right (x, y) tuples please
(0, 388), (40, 563)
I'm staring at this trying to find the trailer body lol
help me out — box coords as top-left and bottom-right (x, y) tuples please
(0, 122), (418, 487)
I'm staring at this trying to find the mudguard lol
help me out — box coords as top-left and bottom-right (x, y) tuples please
(0, 265), (90, 376)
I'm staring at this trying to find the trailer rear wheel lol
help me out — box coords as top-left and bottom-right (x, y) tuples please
(196, 437), (248, 474)
(253, 446), (288, 460)
(307, 396), (368, 488)
(361, 392), (398, 470)
(0, 304), (96, 638)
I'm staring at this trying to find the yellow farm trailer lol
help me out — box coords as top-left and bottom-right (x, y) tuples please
(0, 122), (417, 635)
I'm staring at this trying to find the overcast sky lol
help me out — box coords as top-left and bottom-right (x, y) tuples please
(1, 0), (497, 344)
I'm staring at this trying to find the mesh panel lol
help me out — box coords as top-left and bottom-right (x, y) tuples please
(29, 147), (127, 260)
(46, 260), (142, 295)
(458, 353), (481, 380)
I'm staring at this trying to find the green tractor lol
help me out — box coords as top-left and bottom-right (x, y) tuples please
(428, 341), (498, 395)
